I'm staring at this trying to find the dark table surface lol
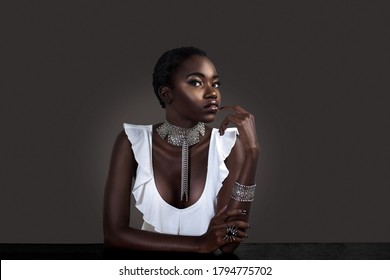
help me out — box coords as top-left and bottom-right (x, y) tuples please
(1, 243), (390, 260)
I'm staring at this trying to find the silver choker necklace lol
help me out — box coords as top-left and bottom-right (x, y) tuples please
(156, 121), (205, 201)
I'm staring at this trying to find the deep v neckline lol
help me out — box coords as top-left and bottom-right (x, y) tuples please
(150, 128), (215, 211)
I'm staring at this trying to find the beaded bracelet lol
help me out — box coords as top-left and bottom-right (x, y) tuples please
(231, 181), (256, 202)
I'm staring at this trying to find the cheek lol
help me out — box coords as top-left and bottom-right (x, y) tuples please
(179, 90), (202, 104)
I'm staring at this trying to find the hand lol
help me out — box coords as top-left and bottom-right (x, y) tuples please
(199, 206), (249, 253)
(219, 105), (260, 155)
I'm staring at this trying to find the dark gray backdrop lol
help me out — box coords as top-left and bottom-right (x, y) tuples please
(1, 1), (389, 243)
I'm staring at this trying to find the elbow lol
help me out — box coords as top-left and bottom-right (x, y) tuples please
(104, 228), (124, 249)
(103, 230), (116, 248)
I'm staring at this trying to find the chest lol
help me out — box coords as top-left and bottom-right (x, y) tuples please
(152, 134), (210, 209)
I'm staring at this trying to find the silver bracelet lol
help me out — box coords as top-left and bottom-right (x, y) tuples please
(231, 181), (256, 202)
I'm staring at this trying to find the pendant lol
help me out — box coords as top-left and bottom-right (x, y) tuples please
(157, 121), (205, 201)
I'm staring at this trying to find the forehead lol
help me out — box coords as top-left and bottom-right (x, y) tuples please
(174, 55), (218, 78)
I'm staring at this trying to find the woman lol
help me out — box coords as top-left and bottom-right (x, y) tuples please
(103, 47), (260, 253)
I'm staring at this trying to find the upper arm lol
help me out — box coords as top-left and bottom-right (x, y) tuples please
(103, 130), (137, 236)
(216, 136), (246, 212)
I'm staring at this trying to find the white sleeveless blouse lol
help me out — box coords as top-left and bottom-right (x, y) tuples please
(123, 123), (238, 236)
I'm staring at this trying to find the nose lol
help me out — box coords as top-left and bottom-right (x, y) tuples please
(204, 84), (218, 99)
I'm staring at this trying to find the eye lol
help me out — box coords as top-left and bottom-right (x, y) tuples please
(189, 79), (202, 87)
(213, 81), (221, 88)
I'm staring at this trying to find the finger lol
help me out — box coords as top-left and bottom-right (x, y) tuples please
(225, 208), (248, 217)
(213, 220), (250, 232)
(215, 223), (251, 242)
(222, 236), (245, 243)
(219, 114), (247, 135)
(222, 114), (247, 127)
(223, 236), (241, 243)
(219, 208), (248, 223)
(219, 113), (254, 135)
(235, 229), (249, 239)
(221, 226), (248, 243)
(221, 229), (248, 240)
(220, 105), (248, 114)
(215, 208), (248, 224)
(226, 220), (250, 230)
(232, 237), (246, 243)
(211, 205), (230, 224)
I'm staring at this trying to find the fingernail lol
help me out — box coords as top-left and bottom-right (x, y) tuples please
(242, 209), (247, 214)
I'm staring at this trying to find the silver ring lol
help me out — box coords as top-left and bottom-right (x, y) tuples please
(223, 225), (238, 242)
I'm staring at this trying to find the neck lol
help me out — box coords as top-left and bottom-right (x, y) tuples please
(165, 119), (199, 129)
(165, 111), (199, 128)
(156, 121), (205, 147)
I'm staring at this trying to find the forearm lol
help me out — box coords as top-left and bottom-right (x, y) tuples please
(228, 150), (258, 215)
(104, 227), (206, 253)
(217, 106), (260, 253)
(237, 147), (259, 184)
(225, 146), (259, 220)
(221, 150), (259, 253)
(225, 149), (258, 223)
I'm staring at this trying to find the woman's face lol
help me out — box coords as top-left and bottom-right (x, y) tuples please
(165, 55), (221, 126)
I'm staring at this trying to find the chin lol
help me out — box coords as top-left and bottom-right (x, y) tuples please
(201, 114), (217, 123)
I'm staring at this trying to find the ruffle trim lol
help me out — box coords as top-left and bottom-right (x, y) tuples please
(212, 128), (239, 198)
(123, 124), (157, 228)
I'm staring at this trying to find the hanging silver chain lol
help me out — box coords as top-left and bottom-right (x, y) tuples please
(157, 121), (205, 201)
(181, 137), (189, 201)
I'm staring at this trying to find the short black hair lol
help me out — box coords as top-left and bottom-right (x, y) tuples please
(152, 46), (207, 108)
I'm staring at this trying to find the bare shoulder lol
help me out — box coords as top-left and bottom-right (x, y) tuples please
(109, 129), (135, 168)
(114, 130), (131, 152)
(105, 129), (137, 189)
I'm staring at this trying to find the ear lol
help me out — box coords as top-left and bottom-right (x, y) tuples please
(159, 86), (173, 105)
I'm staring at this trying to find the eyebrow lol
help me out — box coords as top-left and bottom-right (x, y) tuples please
(186, 72), (219, 79)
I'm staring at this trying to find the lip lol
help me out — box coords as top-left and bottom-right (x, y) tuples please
(204, 101), (219, 113)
